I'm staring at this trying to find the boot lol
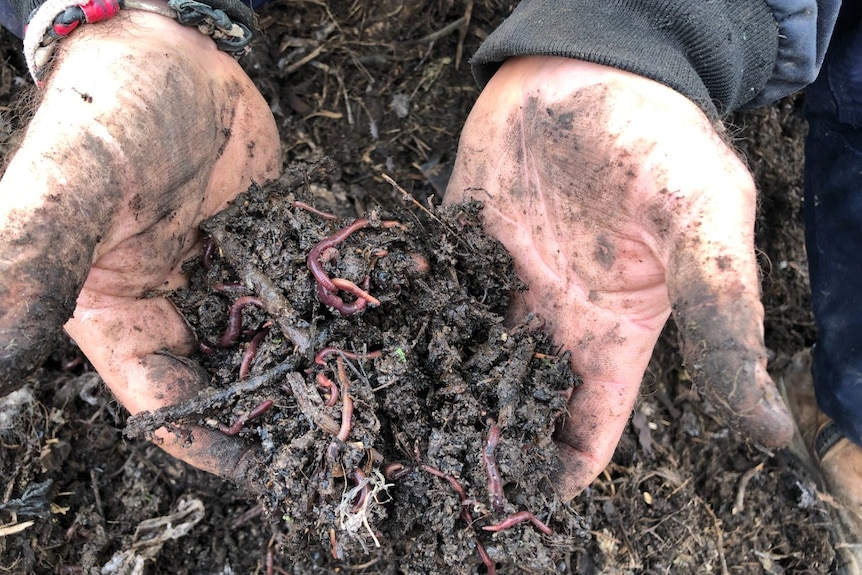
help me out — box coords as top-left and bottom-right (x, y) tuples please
(775, 349), (862, 574)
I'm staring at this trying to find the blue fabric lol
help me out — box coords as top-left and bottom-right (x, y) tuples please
(804, 5), (862, 447)
(0, 0), (21, 38)
(749, 0), (840, 107)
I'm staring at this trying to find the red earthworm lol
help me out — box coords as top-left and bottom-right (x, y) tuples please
(420, 464), (472, 524)
(308, 219), (371, 293)
(202, 237), (216, 269)
(475, 540), (497, 575)
(317, 278), (371, 316)
(62, 355), (83, 371)
(351, 468), (370, 512)
(482, 510), (553, 536)
(218, 399), (274, 436)
(199, 340), (216, 355)
(336, 356), (353, 442)
(330, 277), (381, 306)
(316, 372), (339, 407)
(314, 347), (383, 366)
(307, 218), (403, 315)
(218, 296), (264, 348)
(482, 424), (505, 513)
(383, 463), (413, 481)
(329, 528), (340, 560)
(292, 200), (338, 220)
(239, 324), (271, 380)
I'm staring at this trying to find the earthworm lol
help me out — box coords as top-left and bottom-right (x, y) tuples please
(218, 296), (264, 348)
(201, 237), (216, 269)
(218, 399), (274, 436)
(475, 540), (497, 575)
(482, 424), (505, 513)
(308, 219), (371, 293)
(239, 324), (270, 380)
(420, 460), (498, 575)
(316, 372), (339, 407)
(317, 278), (373, 316)
(335, 356), (353, 442)
(329, 528), (339, 560)
(351, 468), (370, 512)
(482, 510), (553, 536)
(307, 218), (403, 315)
(314, 347), (383, 366)
(382, 463), (413, 481)
(199, 340), (216, 355)
(330, 277), (380, 306)
(292, 200), (338, 220)
(420, 464), (472, 524)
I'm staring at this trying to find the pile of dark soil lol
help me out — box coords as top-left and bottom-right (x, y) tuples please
(128, 159), (584, 572)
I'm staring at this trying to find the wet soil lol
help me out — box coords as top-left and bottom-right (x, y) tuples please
(0, 2), (839, 574)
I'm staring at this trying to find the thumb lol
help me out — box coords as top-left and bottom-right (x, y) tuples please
(665, 145), (793, 448)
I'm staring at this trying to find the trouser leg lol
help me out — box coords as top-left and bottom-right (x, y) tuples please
(803, 11), (862, 447)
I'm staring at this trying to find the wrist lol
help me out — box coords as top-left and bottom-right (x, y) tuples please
(24, 0), (254, 83)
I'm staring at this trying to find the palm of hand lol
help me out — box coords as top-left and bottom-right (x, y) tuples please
(0, 12), (280, 479)
(447, 57), (793, 499)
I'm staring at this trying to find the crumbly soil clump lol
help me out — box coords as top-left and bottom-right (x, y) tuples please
(139, 160), (584, 572)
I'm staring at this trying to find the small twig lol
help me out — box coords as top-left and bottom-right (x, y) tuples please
(703, 502), (730, 575)
(124, 360), (296, 439)
(454, 0), (472, 70)
(732, 461), (764, 515)
(284, 44), (325, 74)
(229, 503), (264, 529)
(282, 373), (340, 436)
(401, 16), (466, 46)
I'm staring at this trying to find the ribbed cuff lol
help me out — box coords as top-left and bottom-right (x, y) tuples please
(471, 0), (779, 118)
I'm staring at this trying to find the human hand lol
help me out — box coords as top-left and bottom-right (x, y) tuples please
(445, 56), (793, 500)
(0, 9), (280, 481)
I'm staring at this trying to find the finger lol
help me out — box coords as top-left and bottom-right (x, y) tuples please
(131, 352), (263, 484)
(0, 10), (279, 394)
(660, 145), (794, 449)
(65, 291), (262, 483)
(0, 101), (117, 393)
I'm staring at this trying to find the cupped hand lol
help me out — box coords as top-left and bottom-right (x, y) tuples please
(445, 56), (793, 500)
(0, 9), (280, 481)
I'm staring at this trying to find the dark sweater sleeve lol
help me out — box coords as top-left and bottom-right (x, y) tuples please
(472, 0), (840, 117)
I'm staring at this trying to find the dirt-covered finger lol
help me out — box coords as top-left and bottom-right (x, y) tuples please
(111, 343), (265, 485)
(671, 274), (793, 447)
(667, 222), (793, 449)
(0, 162), (113, 394)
